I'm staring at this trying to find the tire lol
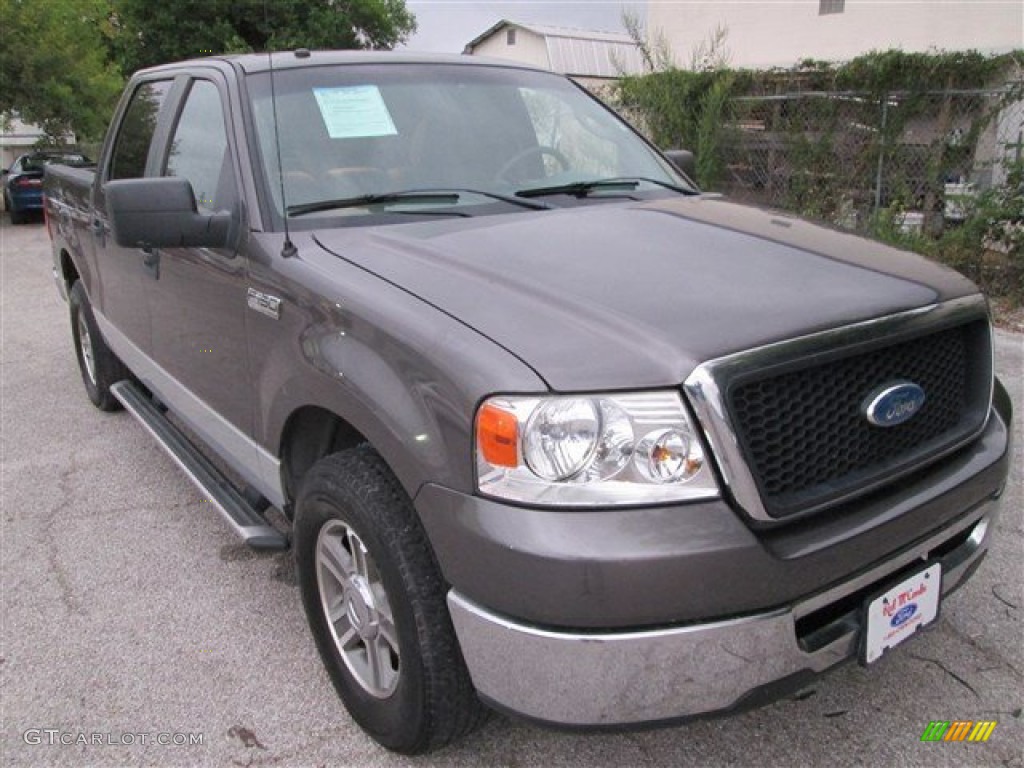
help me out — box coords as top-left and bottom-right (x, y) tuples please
(8, 202), (26, 225)
(294, 446), (485, 754)
(69, 280), (129, 411)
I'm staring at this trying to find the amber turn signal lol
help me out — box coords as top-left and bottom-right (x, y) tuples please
(476, 402), (519, 468)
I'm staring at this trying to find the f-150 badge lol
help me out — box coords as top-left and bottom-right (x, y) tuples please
(247, 288), (281, 320)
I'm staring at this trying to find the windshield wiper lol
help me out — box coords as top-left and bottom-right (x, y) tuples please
(515, 177), (696, 199)
(452, 188), (552, 210)
(287, 188), (551, 218)
(288, 191), (460, 217)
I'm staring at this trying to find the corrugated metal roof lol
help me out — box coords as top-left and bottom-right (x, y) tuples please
(464, 20), (646, 78)
(514, 22), (636, 45)
(545, 34), (645, 78)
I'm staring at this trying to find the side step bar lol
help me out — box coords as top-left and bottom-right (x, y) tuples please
(111, 380), (289, 551)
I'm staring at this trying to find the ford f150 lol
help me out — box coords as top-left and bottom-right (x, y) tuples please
(44, 51), (1012, 754)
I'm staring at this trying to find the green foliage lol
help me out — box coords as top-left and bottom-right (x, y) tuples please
(0, 0), (124, 142)
(736, 49), (1022, 95)
(694, 72), (734, 186)
(835, 49), (1016, 94)
(780, 128), (845, 220)
(616, 69), (746, 188)
(112, 0), (417, 74)
(869, 162), (1023, 304)
(931, 164), (1023, 303)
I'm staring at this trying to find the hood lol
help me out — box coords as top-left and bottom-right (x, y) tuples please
(311, 196), (977, 392)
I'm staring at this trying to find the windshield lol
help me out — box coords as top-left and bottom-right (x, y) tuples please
(246, 63), (688, 226)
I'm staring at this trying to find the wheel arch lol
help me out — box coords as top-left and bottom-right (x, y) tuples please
(278, 405), (369, 514)
(60, 248), (80, 293)
(262, 342), (494, 517)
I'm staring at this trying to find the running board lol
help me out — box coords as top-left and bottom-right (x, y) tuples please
(111, 380), (289, 551)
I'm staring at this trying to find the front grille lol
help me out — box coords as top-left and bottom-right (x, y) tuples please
(726, 319), (991, 518)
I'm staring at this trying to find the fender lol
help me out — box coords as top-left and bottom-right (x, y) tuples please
(250, 243), (546, 502)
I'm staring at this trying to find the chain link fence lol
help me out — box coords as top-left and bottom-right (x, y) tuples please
(712, 86), (1024, 238)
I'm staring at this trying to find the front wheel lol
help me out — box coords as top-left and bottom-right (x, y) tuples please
(69, 280), (128, 411)
(294, 447), (485, 754)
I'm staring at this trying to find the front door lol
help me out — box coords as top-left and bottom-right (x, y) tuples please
(146, 75), (255, 459)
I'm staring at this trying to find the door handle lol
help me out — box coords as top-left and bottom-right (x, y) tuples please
(90, 218), (109, 247)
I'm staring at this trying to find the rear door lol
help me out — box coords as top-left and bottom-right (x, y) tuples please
(91, 78), (176, 354)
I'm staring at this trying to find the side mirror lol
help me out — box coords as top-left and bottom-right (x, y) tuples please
(105, 177), (232, 250)
(664, 149), (696, 181)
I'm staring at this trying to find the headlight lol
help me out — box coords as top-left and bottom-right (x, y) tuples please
(475, 391), (719, 506)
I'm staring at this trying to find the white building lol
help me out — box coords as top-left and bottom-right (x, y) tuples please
(464, 20), (646, 88)
(0, 115), (47, 169)
(647, 0), (1023, 69)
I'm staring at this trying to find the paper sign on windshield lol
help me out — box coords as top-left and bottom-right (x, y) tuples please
(313, 86), (398, 139)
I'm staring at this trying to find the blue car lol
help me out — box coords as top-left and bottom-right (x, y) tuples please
(3, 152), (91, 224)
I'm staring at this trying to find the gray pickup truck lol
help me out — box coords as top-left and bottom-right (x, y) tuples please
(45, 50), (1012, 754)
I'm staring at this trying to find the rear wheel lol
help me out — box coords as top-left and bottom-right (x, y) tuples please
(8, 200), (26, 225)
(69, 280), (128, 411)
(294, 447), (485, 754)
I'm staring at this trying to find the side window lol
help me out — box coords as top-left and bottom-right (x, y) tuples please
(165, 80), (235, 212)
(109, 80), (172, 180)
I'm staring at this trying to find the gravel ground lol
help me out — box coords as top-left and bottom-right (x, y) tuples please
(2, 217), (1022, 767)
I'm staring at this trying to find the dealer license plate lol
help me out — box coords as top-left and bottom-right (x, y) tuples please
(861, 562), (942, 665)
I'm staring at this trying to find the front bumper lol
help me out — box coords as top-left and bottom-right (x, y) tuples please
(449, 496), (999, 726)
(417, 400), (1009, 629)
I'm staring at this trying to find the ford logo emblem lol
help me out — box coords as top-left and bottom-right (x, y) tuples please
(890, 603), (918, 628)
(862, 381), (926, 427)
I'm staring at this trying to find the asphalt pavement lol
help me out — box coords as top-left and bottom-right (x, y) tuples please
(2, 217), (1022, 767)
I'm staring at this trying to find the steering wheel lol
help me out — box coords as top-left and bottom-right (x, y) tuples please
(495, 146), (571, 184)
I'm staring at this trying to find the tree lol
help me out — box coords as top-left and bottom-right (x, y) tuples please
(0, 0), (124, 142)
(112, 0), (417, 74)
(0, 0), (416, 142)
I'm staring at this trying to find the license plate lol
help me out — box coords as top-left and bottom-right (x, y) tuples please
(861, 562), (942, 665)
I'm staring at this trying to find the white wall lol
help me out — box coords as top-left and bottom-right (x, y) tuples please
(1, 116), (47, 169)
(471, 26), (551, 69)
(648, 0), (1023, 69)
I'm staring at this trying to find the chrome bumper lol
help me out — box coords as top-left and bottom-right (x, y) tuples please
(448, 498), (998, 726)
